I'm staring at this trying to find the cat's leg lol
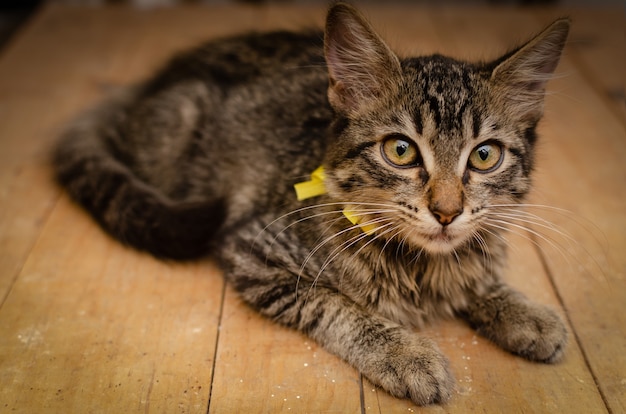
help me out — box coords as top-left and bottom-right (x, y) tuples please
(299, 292), (455, 405)
(460, 283), (567, 363)
(223, 255), (455, 405)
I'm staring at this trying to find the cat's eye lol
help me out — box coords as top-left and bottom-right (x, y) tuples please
(381, 135), (421, 168)
(468, 142), (503, 172)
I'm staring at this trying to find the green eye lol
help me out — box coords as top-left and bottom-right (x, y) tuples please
(468, 142), (503, 172)
(381, 135), (421, 168)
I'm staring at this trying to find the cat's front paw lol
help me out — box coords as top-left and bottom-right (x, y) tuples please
(464, 287), (568, 364)
(502, 304), (568, 363)
(474, 298), (568, 363)
(364, 335), (455, 406)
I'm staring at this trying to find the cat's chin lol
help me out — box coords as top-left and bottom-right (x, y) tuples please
(412, 230), (466, 255)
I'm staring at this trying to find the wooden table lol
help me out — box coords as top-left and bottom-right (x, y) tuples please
(0, 3), (624, 413)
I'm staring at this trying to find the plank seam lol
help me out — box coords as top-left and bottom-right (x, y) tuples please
(531, 232), (613, 414)
(358, 373), (366, 414)
(206, 279), (227, 414)
(0, 190), (61, 310)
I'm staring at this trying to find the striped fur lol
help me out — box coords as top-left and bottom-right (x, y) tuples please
(54, 3), (570, 405)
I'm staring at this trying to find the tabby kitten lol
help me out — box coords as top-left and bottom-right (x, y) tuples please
(54, 3), (570, 405)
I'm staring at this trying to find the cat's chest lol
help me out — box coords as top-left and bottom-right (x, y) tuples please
(326, 243), (487, 327)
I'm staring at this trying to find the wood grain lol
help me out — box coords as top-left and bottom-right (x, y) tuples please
(0, 197), (224, 412)
(209, 287), (362, 413)
(0, 3), (623, 413)
(542, 8), (625, 123)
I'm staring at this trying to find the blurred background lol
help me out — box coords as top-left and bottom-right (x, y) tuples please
(0, 0), (623, 52)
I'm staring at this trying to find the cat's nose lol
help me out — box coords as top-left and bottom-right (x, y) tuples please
(430, 205), (463, 226)
(428, 176), (464, 226)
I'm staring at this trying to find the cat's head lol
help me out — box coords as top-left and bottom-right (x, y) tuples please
(322, 3), (569, 254)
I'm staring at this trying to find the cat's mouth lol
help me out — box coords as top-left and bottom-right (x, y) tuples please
(392, 214), (467, 253)
(417, 228), (464, 253)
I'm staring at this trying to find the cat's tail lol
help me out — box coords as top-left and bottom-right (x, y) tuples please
(53, 93), (226, 260)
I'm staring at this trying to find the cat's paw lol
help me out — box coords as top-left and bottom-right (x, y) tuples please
(488, 302), (568, 363)
(364, 336), (455, 406)
(510, 305), (568, 363)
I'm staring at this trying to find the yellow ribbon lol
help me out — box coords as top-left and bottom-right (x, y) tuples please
(293, 166), (377, 235)
(294, 166), (327, 201)
(342, 207), (378, 235)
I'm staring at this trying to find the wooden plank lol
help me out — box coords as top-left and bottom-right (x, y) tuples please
(1, 3), (623, 413)
(205, 5), (610, 412)
(0, 197), (224, 413)
(205, 5), (364, 412)
(209, 287), (362, 413)
(365, 235), (606, 413)
(360, 6), (611, 412)
(0, 1), (251, 305)
(0, 3), (259, 413)
(530, 56), (626, 414)
(0, 4), (96, 301)
(536, 8), (625, 124)
(527, 9), (626, 413)
(429, 7), (626, 413)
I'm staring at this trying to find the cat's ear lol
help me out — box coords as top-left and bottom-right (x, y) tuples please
(490, 18), (570, 120)
(324, 3), (402, 115)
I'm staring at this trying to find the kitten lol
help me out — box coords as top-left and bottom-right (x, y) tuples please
(54, 3), (570, 405)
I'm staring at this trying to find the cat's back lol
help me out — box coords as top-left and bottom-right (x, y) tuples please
(142, 30), (327, 95)
(52, 28), (332, 259)
(107, 29), (331, 200)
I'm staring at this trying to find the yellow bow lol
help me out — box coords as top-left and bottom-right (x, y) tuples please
(293, 166), (377, 235)
(294, 166), (327, 201)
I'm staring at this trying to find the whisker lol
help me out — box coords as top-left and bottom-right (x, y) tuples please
(487, 202), (608, 249)
(314, 217), (397, 277)
(488, 212), (578, 249)
(376, 224), (406, 273)
(298, 218), (367, 285)
(334, 221), (403, 292)
(478, 226), (515, 258)
(258, 202), (403, 301)
(471, 230), (492, 274)
(305, 219), (396, 301)
(297, 204), (402, 280)
(402, 226), (425, 267)
(257, 201), (402, 239)
(485, 204), (609, 281)
(254, 201), (399, 258)
(483, 218), (573, 267)
(451, 247), (461, 267)
(271, 207), (396, 249)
